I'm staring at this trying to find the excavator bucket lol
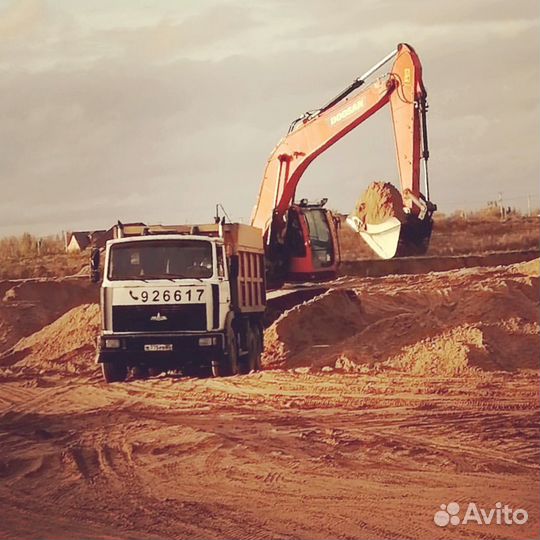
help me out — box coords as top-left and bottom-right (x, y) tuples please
(395, 213), (434, 257)
(347, 181), (434, 259)
(347, 215), (401, 259)
(347, 212), (433, 259)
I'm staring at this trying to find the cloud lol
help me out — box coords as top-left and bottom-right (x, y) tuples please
(0, 0), (538, 236)
(0, 0), (47, 39)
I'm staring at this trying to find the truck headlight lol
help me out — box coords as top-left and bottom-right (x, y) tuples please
(104, 338), (121, 349)
(198, 337), (215, 347)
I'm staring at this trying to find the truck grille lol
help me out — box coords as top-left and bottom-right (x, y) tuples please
(112, 304), (206, 332)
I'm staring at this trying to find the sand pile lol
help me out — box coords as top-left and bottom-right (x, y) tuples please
(352, 181), (406, 225)
(264, 263), (539, 375)
(0, 303), (52, 355)
(387, 319), (539, 375)
(0, 303), (100, 377)
(1, 278), (98, 308)
(512, 257), (540, 277)
(0, 278), (98, 352)
(262, 289), (367, 369)
(338, 276), (538, 374)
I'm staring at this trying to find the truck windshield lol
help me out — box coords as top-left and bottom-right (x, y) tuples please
(108, 239), (213, 280)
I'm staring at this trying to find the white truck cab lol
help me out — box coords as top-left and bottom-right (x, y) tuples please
(93, 223), (265, 382)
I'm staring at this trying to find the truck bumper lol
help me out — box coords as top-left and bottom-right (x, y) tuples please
(96, 332), (225, 366)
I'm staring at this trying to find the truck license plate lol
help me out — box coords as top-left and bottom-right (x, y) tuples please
(144, 344), (173, 352)
(116, 287), (206, 305)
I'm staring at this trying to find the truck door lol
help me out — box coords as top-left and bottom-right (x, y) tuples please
(215, 243), (230, 330)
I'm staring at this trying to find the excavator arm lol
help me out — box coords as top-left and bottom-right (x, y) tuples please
(251, 43), (434, 259)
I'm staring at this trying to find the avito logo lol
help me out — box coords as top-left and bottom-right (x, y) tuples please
(434, 502), (528, 527)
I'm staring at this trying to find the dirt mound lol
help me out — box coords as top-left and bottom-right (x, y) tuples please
(264, 264), (539, 375)
(0, 278), (98, 353)
(0, 304), (52, 356)
(512, 257), (540, 277)
(352, 181), (406, 225)
(1, 278), (97, 307)
(0, 251), (88, 280)
(0, 304), (100, 377)
(262, 289), (367, 369)
(387, 319), (539, 375)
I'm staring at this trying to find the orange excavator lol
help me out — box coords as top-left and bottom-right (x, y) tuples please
(250, 43), (436, 284)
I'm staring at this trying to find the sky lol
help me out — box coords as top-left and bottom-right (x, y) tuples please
(0, 0), (538, 236)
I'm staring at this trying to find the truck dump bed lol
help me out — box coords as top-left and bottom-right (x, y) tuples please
(222, 224), (266, 314)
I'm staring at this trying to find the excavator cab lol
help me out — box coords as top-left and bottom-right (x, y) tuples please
(284, 200), (340, 281)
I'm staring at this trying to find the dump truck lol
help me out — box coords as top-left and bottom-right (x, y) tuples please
(91, 222), (266, 382)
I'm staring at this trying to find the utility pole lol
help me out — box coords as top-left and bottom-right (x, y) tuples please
(527, 194), (531, 217)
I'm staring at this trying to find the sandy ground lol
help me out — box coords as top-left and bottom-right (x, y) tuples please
(0, 260), (538, 540)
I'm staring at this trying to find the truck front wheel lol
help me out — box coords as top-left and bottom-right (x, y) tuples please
(101, 361), (128, 383)
(212, 325), (239, 377)
(132, 366), (149, 379)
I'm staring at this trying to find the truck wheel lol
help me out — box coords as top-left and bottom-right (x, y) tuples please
(101, 361), (127, 383)
(211, 352), (238, 377)
(240, 325), (262, 374)
(182, 364), (201, 378)
(211, 359), (223, 377)
(254, 324), (263, 369)
(132, 366), (149, 379)
(212, 326), (239, 377)
(227, 328), (240, 375)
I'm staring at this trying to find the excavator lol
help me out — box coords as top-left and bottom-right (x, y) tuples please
(251, 43), (436, 285)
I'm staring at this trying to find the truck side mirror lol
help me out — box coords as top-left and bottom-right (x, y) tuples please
(90, 247), (101, 283)
(229, 255), (239, 280)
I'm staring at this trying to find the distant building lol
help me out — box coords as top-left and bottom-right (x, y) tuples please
(66, 231), (91, 252)
(90, 229), (110, 249)
(67, 223), (147, 252)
